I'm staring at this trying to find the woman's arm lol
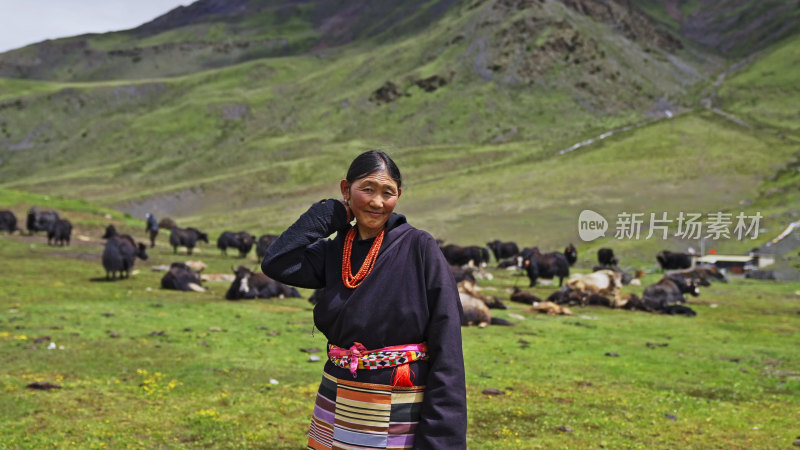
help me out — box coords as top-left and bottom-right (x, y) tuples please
(415, 233), (468, 448)
(261, 199), (349, 289)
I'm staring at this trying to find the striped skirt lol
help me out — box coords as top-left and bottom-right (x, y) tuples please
(307, 372), (425, 449)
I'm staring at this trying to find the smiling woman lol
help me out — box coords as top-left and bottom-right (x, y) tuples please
(261, 150), (467, 449)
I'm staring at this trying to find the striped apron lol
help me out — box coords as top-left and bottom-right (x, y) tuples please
(307, 372), (425, 450)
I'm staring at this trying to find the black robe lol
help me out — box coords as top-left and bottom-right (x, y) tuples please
(262, 199), (467, 448)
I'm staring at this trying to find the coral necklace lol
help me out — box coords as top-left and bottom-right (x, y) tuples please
(342, 227), (385, 289)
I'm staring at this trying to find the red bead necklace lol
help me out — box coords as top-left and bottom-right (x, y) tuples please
(342, 227), (385, 289)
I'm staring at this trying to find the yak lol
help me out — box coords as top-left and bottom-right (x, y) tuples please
(450, 265), (476, 284)
(641, 275), (700, 310)
(487, 240), (519, 261)
(670, 264), (728, 286)
(255, 234), (280, 260)
(441, 244), (490, 267)
(160, 262), (204, 292)
(102, 234), (148, 280)
(47, 219), (72, 246)
(521, 247), (570, 287)
(157, 217), (177, 231)
(597, 248), (618, 267)
(0, 210), (18, 233)
(564, 243), (578, 266)
(102, 224), (118, 239)
(509, 287), (543, 305)
(26, 207), (59, 235)
(217, 231), (255, 258)
(656, 250), (692, 270)
(169, 227), (209, 255)
(225, 266), (300, 300)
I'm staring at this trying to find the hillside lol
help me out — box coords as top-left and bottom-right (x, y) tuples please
(0, 0), (798, 253)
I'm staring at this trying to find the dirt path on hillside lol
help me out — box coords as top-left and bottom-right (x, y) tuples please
(557, 52), (781, 157)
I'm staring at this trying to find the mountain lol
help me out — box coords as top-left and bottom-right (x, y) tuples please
(0, 0), (797, 250)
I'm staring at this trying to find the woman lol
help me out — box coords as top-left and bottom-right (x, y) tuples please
(262, 150), (467, 449)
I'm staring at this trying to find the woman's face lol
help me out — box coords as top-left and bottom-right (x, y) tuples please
(341, 169), (401, 239)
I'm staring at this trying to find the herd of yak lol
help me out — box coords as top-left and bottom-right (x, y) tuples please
(2, 207), (729, 324)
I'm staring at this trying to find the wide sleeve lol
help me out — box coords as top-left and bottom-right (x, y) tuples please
(415, 233), (468, 449)
(261, 199), (349, 289)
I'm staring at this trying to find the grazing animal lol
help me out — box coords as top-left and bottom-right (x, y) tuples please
(510, 287), (543, 305)
(169, 227), (209, 255)
(450, 265), (476, 284)
(102, 234), (148, 280)
(26, 207), (59, 235)
(255, 234), (280, 260)
(160, 262), (205, 292)
(102, 224), (118, 239)
(522, 247), (570, 287)
(0, 210), (18, 233)
(496, 256), (521, 269)
(459, 293), (511, 326)
(217, 231), (255, 258)
(225, 266), (300, 300)
(458, 280), (507, 309)
(441, 244), (490, 267)
(597, 248), (618, 267)
(566, 270), (624, 306)
(623, 294), (697, 316)
(486, 240), (519, 261)
(564, 243), (578, 266)
(529, 301), (573, 316)
(545, 288), (586, 306)
(47, 219), (72, 246)
(670, 264), (728, 286)
(642, 276), (700, 310)
(157, 217), (177, 231)
(145, 213), (159, 248)
(656, 250), (692, 270)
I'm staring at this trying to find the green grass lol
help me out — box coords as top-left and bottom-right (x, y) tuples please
(718, 34), (800, 133)
(0, 226), (798, 448)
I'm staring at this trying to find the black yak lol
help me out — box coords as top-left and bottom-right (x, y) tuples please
(656, 250), (692, 270)
(169, 227), (209, 255)
(521, 247), (570, 287)
(255, 234), (280, 260)
(160, 262), (204, 292)
(486, 240), (519, 261)
(217, 231), (255, 258)
(225, 266), (300, 300)
(102, 224), (118, 239)
(0, 210), (18, 233)
(158, 217), (177, 231)
(102, 235), (148, 280)
(47, 219), (72, 246)
(26, 207), (59, 235)
(597, 248), (618, 267)
(441, 244), (489, 267)
(564, 243), (578, 266)
(642, 276), (700, 310)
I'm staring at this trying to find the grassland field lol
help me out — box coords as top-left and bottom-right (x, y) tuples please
(1, 4), (799, 448)
(0, 194), (798, 449)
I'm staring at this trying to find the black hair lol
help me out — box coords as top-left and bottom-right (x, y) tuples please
(345, 150), (402, 189)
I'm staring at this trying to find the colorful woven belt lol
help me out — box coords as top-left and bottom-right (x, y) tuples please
(328, 342), (428, 379)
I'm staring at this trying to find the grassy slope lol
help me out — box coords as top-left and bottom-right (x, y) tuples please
(717, 33), (800, 133)
(0, 229), (798, 448)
